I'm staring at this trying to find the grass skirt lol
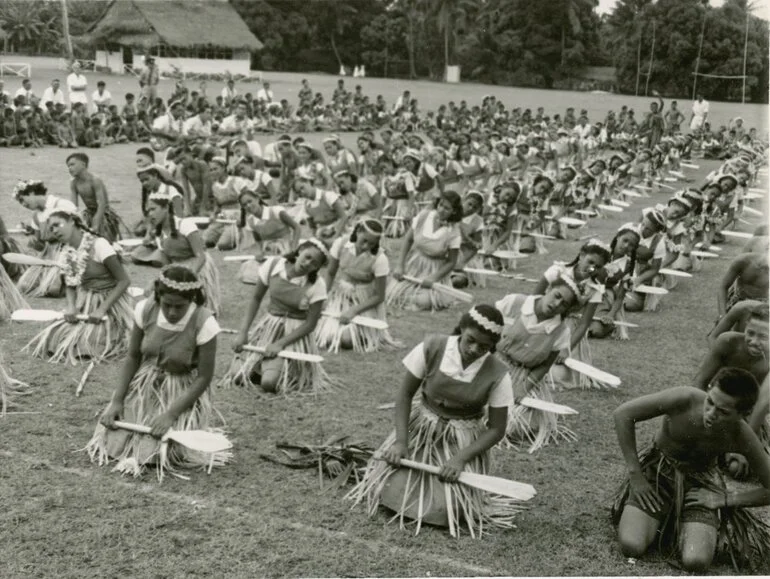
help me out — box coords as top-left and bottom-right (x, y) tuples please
(386, 251), (455, 311)
(383, 199), (411, 238)
(611, 443), (770, 571)
(0, 264), (29, 322)
(315, 280), (401, 353)
(500, 359), (576, 453)
(453, 250), (487, 288)
(16, 243), (63, 297)
(86, 364), (230, 481)
(81, 207), (123, 243)
(346, 403), (523, 538)
(592, 291), (631, 341)
(481, 228), (523, 272)
(24, 289), (133, 365)
(220, 313), (334, 395)
(1, 353), (31, 416)
(551, 318), (604, 389)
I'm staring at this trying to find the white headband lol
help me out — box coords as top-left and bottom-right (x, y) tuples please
(159, 266), (202, 292)
(558, 272), (581, 298)
(304, 237), (330, 259)
(469, 307), (503, 336)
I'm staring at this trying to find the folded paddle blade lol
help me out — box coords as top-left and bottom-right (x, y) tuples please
(690, 250), (719, 258)
(167, 430), (233, 454)
(558, 217), (586, 226)
(520, 396), (578, 415)
(610, 199), (630, 207)
(463, 267), (501, 276)
(564, 357), (621, 387)
(242, 345), (323, 363)
(223, 255), (256, 262)
(743, 206), (763, 217)
(2, 252), (59, 267)
(321, 312), (388, 329)
(598, 204), (624, 212)
(12, 309), (63, 322)
(721, 231), (752, 239)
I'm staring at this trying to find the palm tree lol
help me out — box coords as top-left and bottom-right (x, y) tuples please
(0, 0), (47, 53)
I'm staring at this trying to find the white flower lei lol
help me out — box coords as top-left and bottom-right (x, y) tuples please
(62, 232), (96, 287)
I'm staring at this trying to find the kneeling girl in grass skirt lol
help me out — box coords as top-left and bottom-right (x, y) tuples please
(237, 188), (301, 284)
(387, 191), (463, 311)
(224, 239), (333, 394)
(87, 265), (228, 479)
(534, 239), (610, 389)
(623, 208), (666, 313)
(316, 219), (400, 353)
(0, 217), (29, 322)
(589, 223), (640, 340)
(348, 305), (522, 537)
(495, 277), (578, 452)
(451, 191), (486, 289)
(12, 179), (77, 297)
(25, 210), (132, 364)
(293, 169), (349, 245)
(131, 190), (221, 316)
(480, 181), (520, 271)
(611, 369), (770, 572)
(380, 153), (417, 239)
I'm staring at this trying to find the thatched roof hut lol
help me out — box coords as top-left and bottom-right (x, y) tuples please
(88, 0), (262, 51)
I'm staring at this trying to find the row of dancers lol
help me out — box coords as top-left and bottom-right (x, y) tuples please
(0, 133), (767, 572)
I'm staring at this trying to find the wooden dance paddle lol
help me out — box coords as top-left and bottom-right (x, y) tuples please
(478, 249), (528, 260)
(11, 309), (106, 323)
(402, 275), (473, 303)
(668, 170), (686, 179)
(659, 268), (692, 278)
(591, 318), (639, 328)
(663, 177), (678, 182)
(222, 255), (269, 262)
(113, 421), (233, 454)
(680, 162), (700, 169)
(557, 217), (586, 227)
(463, 267), (502, 277)
(634, 285), (669, 295)
(744, 193), (763, 200)
(597, 204), (624, 213)
(188, 217), (238, 226)
(393, 457), (537, 501)
(563, 358), (621, 387)
(321, 312), (389, 330)
(743, 206), (763, 217)
(720, 230), (752, 239)
(690, 250), (720, 258)
(573, 209), (598, 217)
(1, 253), (61, 267)
(610, 199), (630, 208)
(510, 231), (556, 239)
(694, 243), (722, 252)
(519, 397), (578, 415)
(7, 228), (26, 235)
(620, 189), (643, 198)
(242, 345), (324, 363)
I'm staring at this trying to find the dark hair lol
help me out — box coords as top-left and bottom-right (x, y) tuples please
(154, 265), (206, 305)
(47, 210), (97, 236)
(283, 241), (329, 284)
(349, 219), (383, 254)
(66, 152), (89, 166)
(547, 278), (579, 308)
(710, 367), (759, 414)
(16, 180), (48, 198)
(609, 229), (640, 282)
(451, 304), (504, 352)
(237, 189), (265, 228)
(147, 197), (178, 238)
(434, 190), (463, 223)
(138, 166), (161, 179)
(565, 241), (611, 273)
(748, 305), (769, 324)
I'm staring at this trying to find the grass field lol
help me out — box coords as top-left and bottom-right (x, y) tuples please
(1, 70), (769, 578)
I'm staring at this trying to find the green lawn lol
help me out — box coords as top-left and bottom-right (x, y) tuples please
(0, 74), (768, 577)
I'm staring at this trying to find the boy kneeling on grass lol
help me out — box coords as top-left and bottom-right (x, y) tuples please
(611, 367), (770, 572)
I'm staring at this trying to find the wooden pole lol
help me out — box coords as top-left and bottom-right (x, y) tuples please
(644, 21), (656, 96)
(692, 8), (707, 98)
(742, 8), (750, 103)
(61, 0), (74, 63)
(635, 24), (643, 96)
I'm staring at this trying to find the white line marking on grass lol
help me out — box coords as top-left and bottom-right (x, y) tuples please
(1, 450), (497, 576)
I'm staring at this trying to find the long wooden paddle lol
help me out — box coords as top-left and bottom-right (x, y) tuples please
(720, 230), (752, 239)
(592, 318), (639, 328)
(634, 284), (669, 295)
(597, 204), (624, 213)
(1, 253), (61, 267)
(519, 397), (578, 415)
(659, 268), (693, 278)
(11, 309), (106, 323)
(610, 199), (630, 208)
(242, 344), (323, 363)
(402, 275), (473, 303)
(390, 457), (537, 501)
(114, 421), (233, 454)
(563, 358), (621, 387)
(321, 312), (388, 330)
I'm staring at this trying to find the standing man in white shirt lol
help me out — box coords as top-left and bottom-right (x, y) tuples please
(255, 81), (274, 104)
(66, 62), (89, 108)
(91, 81), (112, 113)
(221, 79), (238, 107)
(14, 78), (35, 104)
(690, 93), (709, 132)
(41, 79), (65, 108)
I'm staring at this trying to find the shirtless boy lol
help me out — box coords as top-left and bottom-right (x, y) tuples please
(717, 252), (769, 316)
(67, 152), (121, 242)
(612, 368), (770, 571)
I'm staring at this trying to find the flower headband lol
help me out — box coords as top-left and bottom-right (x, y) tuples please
(584, 238), (611, 253)
(158, 266), (202, 292)
(304, 237), (330, 259)
(148, 190), (175, 202)
(12, 179), (44, 200)
(469, 307), (503, 336)
(360, 219), (383, 238)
